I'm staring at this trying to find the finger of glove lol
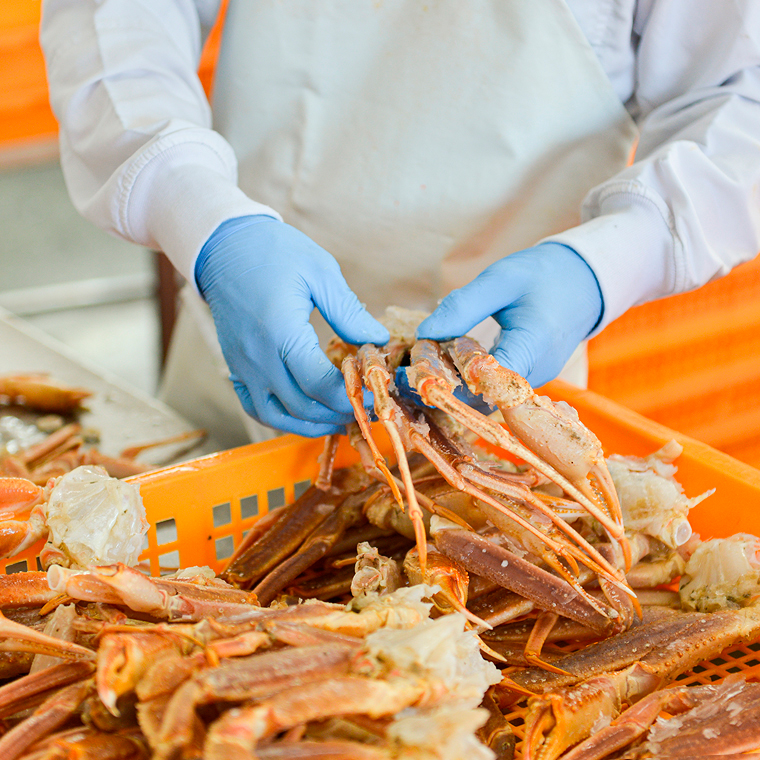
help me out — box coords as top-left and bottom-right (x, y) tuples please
(491, 315), (569, 389)
(233, 379), (344, 438)
(310, 268), (390, 347)
(416, 263), (529, 340)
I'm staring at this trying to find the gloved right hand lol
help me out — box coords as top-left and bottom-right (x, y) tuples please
(195, 215), (390, 437)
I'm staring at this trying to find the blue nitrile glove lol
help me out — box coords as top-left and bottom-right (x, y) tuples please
(416, 243), (603, 389)
(195, 215), (390, 437)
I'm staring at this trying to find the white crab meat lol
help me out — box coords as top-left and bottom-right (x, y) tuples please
(364, 611), (501, 709)
(44, 465), (148, 568)
(389, 705), (495, 760)
(607, 441), (712, 549)
(679, 534), (760, 612)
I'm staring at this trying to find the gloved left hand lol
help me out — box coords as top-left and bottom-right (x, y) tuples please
(416, 242), (603, 388)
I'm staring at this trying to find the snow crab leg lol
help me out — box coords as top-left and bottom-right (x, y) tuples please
(357, 343), (429, 571)
(409, 338), (629, 568)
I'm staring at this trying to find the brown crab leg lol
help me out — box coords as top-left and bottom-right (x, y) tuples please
(523, 612), (570, 675)
(445, 338), (627, 544)
(156, 643), (361, 760)
(253, 488), (373, 606)
(0, 679), (91, 760)
(0, 610), (95, 661)
(410, 339), (629, 565)
(432, 526), (613, 635)
(0, 660), (94, 719)
(315, 433), (341, 491)
(222, 483), (347, 587)
(522, 604), (760, 760)
(203, 676), (428, 760)
(403, 418), (625, 618)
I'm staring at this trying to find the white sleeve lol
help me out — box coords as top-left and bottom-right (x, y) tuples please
(40, 0), (281, 286)
(545, 0), (760, 333)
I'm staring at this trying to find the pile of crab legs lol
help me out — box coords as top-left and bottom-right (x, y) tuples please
(0, 324), (759, 758)
(220, 317), (760, 759)
(0, 373), (206, 483)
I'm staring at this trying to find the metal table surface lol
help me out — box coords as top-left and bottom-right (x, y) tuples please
(0, 308), (222, 464)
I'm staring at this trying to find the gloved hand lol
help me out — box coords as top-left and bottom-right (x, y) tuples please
(416, 242), (603, 389)
(195, 215), (390, 437)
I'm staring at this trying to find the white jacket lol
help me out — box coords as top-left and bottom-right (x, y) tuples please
(41, 0), (760, 332)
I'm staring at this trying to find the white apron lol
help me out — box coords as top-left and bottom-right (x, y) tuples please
(159, 0), (637, 446)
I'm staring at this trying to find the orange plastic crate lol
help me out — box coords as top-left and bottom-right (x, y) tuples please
(4, 379), (760, 575)
(3, 382), (760, 757)
(0, 0), (225, 150)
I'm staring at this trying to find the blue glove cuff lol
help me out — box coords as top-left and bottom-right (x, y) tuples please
(195, 214), (280, 294)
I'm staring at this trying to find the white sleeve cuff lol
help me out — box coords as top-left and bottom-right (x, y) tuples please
(543, 181), (681, 335)
(123, 130), (281, 287)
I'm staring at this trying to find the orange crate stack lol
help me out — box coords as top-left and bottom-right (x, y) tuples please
(589, 254), (760, 469)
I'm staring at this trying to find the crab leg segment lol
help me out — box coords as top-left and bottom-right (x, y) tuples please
(155, 643), (361, 760)
(403, 545), (489, 628)
(204, 676), (428, 760)
(341, 355), (403, 506)
(522, 604), (760, 760)
(432, 525), (612, 635)
(0, 477), (48, 558)
(0, 678), (91, 760)
(359, 344), (428, 572)
(559, 680), (760, 760)
(222, 484), (347, 588)
(403, 416), (629, 616)
(252, 488), (372, 606)
(0, 660), (94, 719)
(424, 338), (628, 564)
(0, 609), (95, 661)
(47, 564), (259, 622)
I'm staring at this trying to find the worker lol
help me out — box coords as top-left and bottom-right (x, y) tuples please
(41, 1), (760, 448)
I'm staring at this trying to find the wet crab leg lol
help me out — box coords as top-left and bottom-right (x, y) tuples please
(432, 524), (614, 636)
(222, 481), (351, 587)
(560, 680), (760, 760)
(358, 344), (428, 572)
(399, 408), (628, 613)
(341, 355), (403, 506)
(409, 339), (628, 566)
(0, 678), (92, 760)
(314, 433), (341, 491)
(252, 487), (377, 606)
(47, 564), (259, 622)
(446, 338), (625, 526)
(0, 660), (94, 718)
(203, 676), (429, 760)
(0, 610), (95, 661)
(521, 604), (760, 760)
(423, 416), (630, 592)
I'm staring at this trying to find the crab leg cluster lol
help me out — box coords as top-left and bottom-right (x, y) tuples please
(326, 310), (638, 671)
(0, 571), (504, 760)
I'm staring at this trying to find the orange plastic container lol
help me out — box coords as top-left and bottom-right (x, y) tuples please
(0, 1), (225, 151)
(588, 254), (760, 469)
(3, 382), (760, 756)
(4, 379), (759, 577)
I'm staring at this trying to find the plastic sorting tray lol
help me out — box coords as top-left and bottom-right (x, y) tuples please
(3, 381), (760, 756)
